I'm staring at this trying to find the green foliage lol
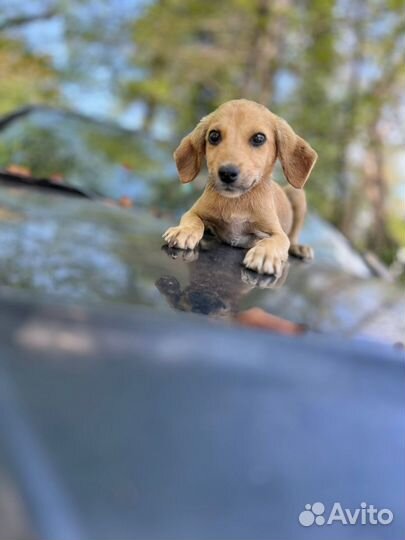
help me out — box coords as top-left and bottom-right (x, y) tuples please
(388, 216), (405, 251)
(125, 0), (260, 129)
(0, 37), (59, 114)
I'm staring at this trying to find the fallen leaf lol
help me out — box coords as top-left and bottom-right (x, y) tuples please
(235, 307), (306, 335)
(119, 196), (134, 208)
(5, 164), (32, 177)
(50, 173), (64, 182)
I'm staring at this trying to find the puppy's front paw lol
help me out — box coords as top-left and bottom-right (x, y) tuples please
(162, 226), (202, 250)
(243, 244), (288, 276)
(289, 244), (314, 261)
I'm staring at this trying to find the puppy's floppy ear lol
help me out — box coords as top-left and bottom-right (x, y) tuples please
(174, 114), (211, 183)
(275, 116), (318, 189)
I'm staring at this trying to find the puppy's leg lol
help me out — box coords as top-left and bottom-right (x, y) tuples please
(163, 210), (204, 250)
(284, 185), (314, 260)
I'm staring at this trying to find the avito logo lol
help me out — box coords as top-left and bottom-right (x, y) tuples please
(298, 502), (394, 527)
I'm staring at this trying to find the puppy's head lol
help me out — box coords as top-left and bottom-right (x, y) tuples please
(174, 99), (317, 197)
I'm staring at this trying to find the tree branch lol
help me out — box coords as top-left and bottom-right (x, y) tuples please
(0, 106), (36, 131)
(0, 10), (56, 32)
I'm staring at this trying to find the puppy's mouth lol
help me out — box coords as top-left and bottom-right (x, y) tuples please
(213, 178), (258, 198)
(220, 186), (245, 198)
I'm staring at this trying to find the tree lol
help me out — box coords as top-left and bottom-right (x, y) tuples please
(0, 8), (59, 116)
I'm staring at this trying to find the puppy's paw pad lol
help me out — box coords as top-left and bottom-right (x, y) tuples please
(289, 244), (314, 261)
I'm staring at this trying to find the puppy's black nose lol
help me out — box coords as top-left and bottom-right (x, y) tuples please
(218, 164), (240, 184)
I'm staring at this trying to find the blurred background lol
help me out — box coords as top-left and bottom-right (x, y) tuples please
(1, 7), (404, 538)
(0, 0), (404, 266)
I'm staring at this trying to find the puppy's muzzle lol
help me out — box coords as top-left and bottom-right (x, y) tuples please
(218, 164), (240, 184)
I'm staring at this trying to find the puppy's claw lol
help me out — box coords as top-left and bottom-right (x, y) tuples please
(162, 226), (202, 250)
(243, 245), (287, 276)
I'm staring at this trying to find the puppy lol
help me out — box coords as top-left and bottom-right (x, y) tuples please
(163, 99), (317, 275)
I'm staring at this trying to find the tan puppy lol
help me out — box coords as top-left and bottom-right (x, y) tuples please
(163, 99), (317, 275)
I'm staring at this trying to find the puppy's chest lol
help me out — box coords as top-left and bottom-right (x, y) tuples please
(205, 215), (268, 248)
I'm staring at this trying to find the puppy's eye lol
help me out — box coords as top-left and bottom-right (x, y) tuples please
(250, 133), (266, 146)
(208, 130), (221, 145)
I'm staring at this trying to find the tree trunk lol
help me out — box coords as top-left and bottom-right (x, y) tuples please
(242, 0), (289, 104)
(362, 126), (397, 257)
(333, 1), (366, 228)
